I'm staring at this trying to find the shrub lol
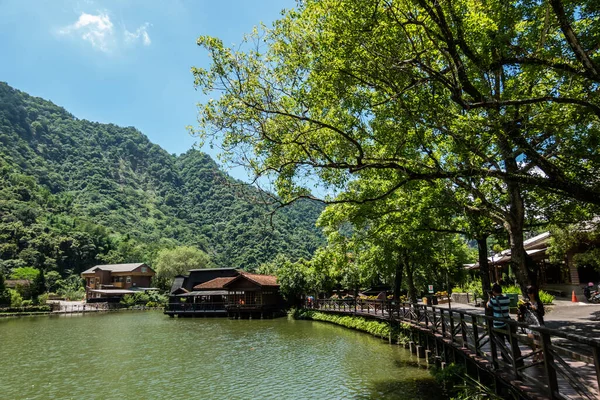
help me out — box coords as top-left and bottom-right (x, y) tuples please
(120, 291), (166, 308)
(37, 293), (49, 305)
(452, 280), (483, 298)
(538, 290), (554, 305)
(500, 286), (553, 304)
(9, 289), (23, 307)
(292, 309), (410, 342)
(503, 285), (521, 294)
(0, 305), (51, 313)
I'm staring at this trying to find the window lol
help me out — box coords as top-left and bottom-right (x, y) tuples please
(126, 276), (131, 283)
(141, 266), (147, 273)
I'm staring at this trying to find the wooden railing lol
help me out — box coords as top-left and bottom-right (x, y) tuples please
(309, 299), (600, 400)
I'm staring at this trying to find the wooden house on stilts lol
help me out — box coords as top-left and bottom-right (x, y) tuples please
(165, 268), (285, 319)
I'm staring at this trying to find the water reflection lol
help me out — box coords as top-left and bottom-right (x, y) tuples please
(0, 312), (443, 399)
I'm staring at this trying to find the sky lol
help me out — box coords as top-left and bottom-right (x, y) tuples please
(0, 0), (294, 181)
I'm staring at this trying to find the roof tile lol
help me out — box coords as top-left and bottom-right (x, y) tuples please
(193, 277), (236, 290)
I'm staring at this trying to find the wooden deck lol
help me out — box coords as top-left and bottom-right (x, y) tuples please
(309, 299), (600, 400)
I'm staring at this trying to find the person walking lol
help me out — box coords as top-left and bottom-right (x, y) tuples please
(487, 283), (523, 367)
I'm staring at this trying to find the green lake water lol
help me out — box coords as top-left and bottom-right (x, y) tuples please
(0, 312), (442, 400)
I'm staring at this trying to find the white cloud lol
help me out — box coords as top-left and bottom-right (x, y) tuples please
(125, 23), (152, 46)
(59, 12), (114, 52)
(59, 12), (151, 53)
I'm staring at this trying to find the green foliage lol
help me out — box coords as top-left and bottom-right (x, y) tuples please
(9, 267), (39, 281)
(37, 292), (49, 305)
(275, 257), (310, 304)
(9, 289), (23, 307)
(0, 273), (9, 305)
(293, 309), (395, 339)
(496, 285), (554, 304)
(0, 305), (51, 313)
(503, 285), (521, 294)
(54, 274), (85, 300)
(549, 223), (600, 271)
(192, 0), (600, 300)
(44, 271), (61, 292)
(0, 82), (324, 283)
(120, 291), (166, 308)
(153, 246), (211, 290)
(432, 363), (504, 400)
(453, 279), (483, 299)
(538, 291), (555, 305)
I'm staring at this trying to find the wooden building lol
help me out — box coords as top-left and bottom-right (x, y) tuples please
(81, 263), (156, 302)
(464, 231), (600, 294)
(164, 269), (284, 318)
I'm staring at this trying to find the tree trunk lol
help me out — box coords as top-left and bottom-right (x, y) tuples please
(476, 236), (492, 302)
(500, 120), (534, 297)
(393, 258), (404, 300)
(404, 253), (418, 304)
(507, 223), (531, 296)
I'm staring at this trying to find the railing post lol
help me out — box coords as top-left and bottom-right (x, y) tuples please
(487, 319), (499, 370)
(592, 344), (600, 398)
(449, 310), (455, 343)
(507, 323), (520, 378)
(460, 313), (467, 347)
(540, 330), (559, 399)
(440, 310), (446, 337)
(471, 315), (479, 355)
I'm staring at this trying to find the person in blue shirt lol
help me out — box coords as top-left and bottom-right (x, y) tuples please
(487, 283), (523, 366)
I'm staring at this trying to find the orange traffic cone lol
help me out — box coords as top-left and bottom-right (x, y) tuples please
(572, 290), (578, 302)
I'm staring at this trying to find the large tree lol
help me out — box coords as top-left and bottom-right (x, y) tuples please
(153, 246), (212, 290)
(193, 0), (600, 292)
(317, 179), (472, 302)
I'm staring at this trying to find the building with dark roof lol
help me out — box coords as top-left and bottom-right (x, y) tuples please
(81, 263), (156, 301)
(165, 269), (284, 318)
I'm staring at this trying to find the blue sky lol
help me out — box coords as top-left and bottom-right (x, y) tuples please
(0, 0), (294, 180)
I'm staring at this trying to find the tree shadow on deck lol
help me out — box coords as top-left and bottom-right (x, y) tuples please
(544, 310), (600, 341)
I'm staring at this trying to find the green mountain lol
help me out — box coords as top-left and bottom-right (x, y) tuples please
(0, 82), (323, 277)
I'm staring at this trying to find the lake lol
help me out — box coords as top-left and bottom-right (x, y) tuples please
(0, 312), (443, 399)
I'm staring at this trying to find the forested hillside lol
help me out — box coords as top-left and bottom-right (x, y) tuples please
(0, 82), (323, 279)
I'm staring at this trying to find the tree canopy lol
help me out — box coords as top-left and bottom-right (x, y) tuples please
(193, 0), (600, 294)
(153, 246), (211, 290)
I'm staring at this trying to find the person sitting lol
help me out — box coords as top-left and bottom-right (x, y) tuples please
(584, 282), (594, 301)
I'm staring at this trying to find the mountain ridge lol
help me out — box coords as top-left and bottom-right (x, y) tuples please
(0, 81), (323, 277)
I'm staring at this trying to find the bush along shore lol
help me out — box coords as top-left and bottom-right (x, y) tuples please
(291, 309), (411, 345)
(292, 309), (501, 399)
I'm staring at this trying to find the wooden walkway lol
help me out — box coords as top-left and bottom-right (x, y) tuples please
(309, 299), (600, 400)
